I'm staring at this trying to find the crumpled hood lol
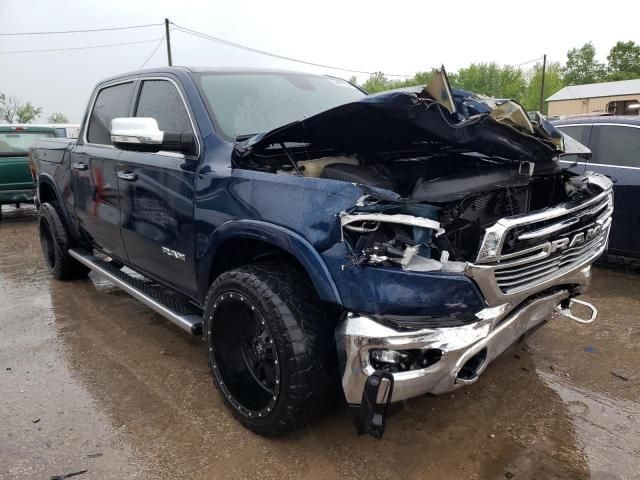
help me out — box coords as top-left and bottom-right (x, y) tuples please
(235, 68), (578, 170)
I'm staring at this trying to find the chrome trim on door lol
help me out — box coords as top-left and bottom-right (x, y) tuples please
(560, 160), (640, 171)
(71, 161), (88, 171)
(116, 171), (137, 181)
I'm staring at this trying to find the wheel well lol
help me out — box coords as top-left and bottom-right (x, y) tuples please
(209, 238), (322, 300)
(39, 181), (58, 205)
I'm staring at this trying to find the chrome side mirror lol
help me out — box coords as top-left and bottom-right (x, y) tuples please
(110, 117), (196, 155)
(110, 117), (163, 147)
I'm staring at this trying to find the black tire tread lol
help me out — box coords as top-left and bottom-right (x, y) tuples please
(204, 263), (338, 436)
(39, 202), (89, 280)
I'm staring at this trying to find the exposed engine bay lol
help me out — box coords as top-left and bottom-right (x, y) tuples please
(233, 68), (599, 269)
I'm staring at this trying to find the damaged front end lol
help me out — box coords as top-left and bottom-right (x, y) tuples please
(233, 68), (613, 438)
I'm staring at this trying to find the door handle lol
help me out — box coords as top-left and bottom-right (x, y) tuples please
(117, 171), (138, 181)
(72, 161), (88, 171)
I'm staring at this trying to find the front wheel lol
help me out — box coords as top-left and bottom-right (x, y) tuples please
(204, 263), (338, 436)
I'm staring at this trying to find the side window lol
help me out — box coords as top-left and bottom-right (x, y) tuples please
(591, 125), (640, 167)
(135, 80), (193, 133)
(87, 82), (134, 145)
(557, 125), (589, 145)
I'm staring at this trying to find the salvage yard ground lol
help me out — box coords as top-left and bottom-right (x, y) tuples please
(1, 205), (639, 480)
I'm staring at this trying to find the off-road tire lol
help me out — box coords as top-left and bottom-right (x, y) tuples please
(204, 263), (339, 436)
(39, 202), (89, 280)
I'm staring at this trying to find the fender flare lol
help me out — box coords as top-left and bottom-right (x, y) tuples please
(37, 173), (73, 227)
(198, 219), (342, 305)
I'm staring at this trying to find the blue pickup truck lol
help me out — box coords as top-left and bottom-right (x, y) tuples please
(31, 67), (613, 438)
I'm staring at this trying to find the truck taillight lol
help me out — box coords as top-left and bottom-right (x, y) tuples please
(28, 153), (37, 182)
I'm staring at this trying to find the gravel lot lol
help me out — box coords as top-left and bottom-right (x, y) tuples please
(1, 205), (639, 480)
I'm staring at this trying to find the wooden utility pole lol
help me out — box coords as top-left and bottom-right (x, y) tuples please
(539, 54), (547, 113)
(165, 18), (173, 66)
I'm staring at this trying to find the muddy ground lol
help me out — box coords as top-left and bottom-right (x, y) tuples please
(1, 205), (639, 480)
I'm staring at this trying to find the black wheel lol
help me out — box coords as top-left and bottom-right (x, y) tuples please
(204, 263), (338, 436)
(39, 202), (89, 280)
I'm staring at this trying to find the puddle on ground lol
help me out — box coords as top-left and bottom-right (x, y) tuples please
(539, 370), (640, 480)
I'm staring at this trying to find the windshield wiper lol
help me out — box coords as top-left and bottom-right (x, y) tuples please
(235, 133), (259, 142)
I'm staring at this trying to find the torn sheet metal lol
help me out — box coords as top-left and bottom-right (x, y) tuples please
(340, 212), (445, 237)
(422, 67), (457, 115)
(489, 101), (535, 135)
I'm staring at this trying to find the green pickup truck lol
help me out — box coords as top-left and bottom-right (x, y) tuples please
(0, 125), (57, 220)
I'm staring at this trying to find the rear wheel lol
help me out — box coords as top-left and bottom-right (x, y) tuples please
(39, 202), (89, 280)
(204, 263), (338, 436)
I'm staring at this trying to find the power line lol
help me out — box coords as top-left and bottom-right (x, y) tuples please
(139, 37), (166, 69)
(0, 38), (162, 55)
(171, 22), (413, 78)
(0, 18), (548, 78)
(0, 23), (162, 36)
(513, 56), (544, 68)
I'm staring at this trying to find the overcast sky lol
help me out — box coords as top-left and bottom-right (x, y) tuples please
(1, 0), (638, 123)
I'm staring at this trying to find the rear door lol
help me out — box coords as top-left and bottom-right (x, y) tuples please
(71, 81), (134, 261)
(117, 77), (200, 295)
(587, 124), (640, 258)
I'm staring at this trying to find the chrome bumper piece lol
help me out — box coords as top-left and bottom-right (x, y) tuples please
(337, 287), (579, 405)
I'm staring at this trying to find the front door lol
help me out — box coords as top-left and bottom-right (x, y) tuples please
(587, 124), (640, 258)
(71, 81), (135, 261)
(556, 124), (591, 175)
(117, 78), (200, 295)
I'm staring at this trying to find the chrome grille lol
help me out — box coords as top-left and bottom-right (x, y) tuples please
(494, 233), (607, 293)
(465, 174), (614, 306)
(500, 193), (611, 256)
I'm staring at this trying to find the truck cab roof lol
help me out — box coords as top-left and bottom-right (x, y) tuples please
(98, 66), (339, 86)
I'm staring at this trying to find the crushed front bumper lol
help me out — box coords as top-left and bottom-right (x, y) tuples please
(336, 268), (591, 406)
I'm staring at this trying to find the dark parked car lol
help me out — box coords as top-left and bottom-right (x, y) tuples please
(552, 116), (640, 259)
(31, 67), (612, 438)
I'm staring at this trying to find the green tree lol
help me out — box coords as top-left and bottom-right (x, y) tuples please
(15, 103), (42, 123)
(397, 71), (433, 88)
(606, 41), (640, 81)
(563, 42), (605, 85)
(448, 63), (526, 101)
(48, 112), (69, 123)
(359, 71), (433, 94)
(361, 72), (394, 93)
(0, 93), (19, 123)
(521, 62), (565, 114)
(0, 93), (42, 123)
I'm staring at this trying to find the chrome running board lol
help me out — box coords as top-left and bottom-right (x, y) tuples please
(68, 248), (202, 335)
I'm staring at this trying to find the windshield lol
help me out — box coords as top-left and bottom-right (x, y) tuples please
(194, 72), (365, 141)
(0, 131), (55, 156)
